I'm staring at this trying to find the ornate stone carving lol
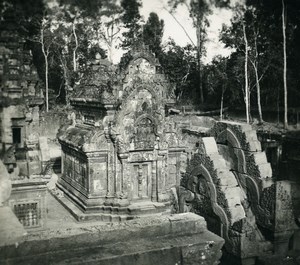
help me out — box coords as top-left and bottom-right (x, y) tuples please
(57, 44), (183, 220)
(211, 121), (276, 231)
(133, 117), (156, 150)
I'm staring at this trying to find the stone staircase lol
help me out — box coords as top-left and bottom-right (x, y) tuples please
(238, 122), (273, 185)
(202, 136), (274, 261)
(201, 137), (246, 225)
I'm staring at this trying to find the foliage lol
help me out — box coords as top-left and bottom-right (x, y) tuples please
(143, 12), (164, 56)
(167, 0), (231, 104)
(205, 56), (228, 104)
(2, 0), (300, 116)
(120, 0), (143, 49)
(160, 39), (199, 104)
(219, 0), (300, 114)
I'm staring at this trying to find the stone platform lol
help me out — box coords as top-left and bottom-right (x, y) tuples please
(0, 212), (224, 265)
(55, 182), (171, 222)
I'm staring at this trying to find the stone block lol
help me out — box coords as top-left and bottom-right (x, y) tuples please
(247, 130), (259, 141)
(257, 163), (272, 178)
(275, 181), (296, 232)
(17, 161), (28, 176)
(39, 136), (50, 162)
(217, 171), (238, 187)
(27, 160), (42, 175)
(0, 206), (27, 247)
(224, 186), (244, 201)
(27, 150), (40, 161)
(202, 137), (219, 154)
(210, 155), (226, 168)
(248, 140), (262, 152)
(253, 152), (268, 165)
(0, 160), (11, 205)
(229, 205), (246, 224)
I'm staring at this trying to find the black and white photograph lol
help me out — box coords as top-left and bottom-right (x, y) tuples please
(0, 0), (300, 264)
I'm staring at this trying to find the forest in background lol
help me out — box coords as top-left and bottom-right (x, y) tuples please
(1, 0), (300, 127)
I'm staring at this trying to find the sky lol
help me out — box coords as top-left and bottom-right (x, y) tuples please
(133, 0), (235, 64)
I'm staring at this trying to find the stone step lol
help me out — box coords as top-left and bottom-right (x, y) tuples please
(52, 187), (170, 222)
(216, 170), (238, 187)
(202, 137), (219, 154)
(248, 140), (262, 152)
(210, 156), (227, 169)
(0, 213), (225, 265)
(257, 163), (272, 179)
(228, 205), (246, 224)
(246, 130), (259, 141)
(253, 151), (268, 165)
(223, 186), (244, 202)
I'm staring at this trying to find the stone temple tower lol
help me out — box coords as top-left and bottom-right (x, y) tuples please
(57, 45), (186, 221)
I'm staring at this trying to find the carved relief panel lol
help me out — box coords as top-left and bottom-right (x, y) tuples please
(134, 118), (156, 150)
(63, 152), (88, 189)
(131, 162), (152, 200)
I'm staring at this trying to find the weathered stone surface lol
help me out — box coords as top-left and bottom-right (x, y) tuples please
(0, 14), (43, 155)
(8, 177), (48, 230)
(57, 45), (183, 219)
(0, 206), (27, 247)
(0, 213), (224, 265)
(0, 160), (11, 205)
(217, 171), (239, 187)
(202, 137), (219, 154)
(253, 151), (268, 165)
(39, 137), (50, 162)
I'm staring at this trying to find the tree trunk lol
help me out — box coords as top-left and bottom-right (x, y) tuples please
(41, 28), (49, 112)
(45, 56), (49, 112)
(282, 0), (288, 129)
(73, 21), (78, 72)
(109, 20), (114, 63)
(277, 85), (280, 125)
(254, 34), (263, 123)
(243, 23), (250, 124)
(60, 54), (70, 106)
(254, 64), (263, 123)
(196, 25), (204, 104)
(220, 85), (224, 121)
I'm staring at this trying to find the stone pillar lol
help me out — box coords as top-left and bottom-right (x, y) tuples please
(112, 154), (130, 207)
(156, 153), (164, 202)
(105, 141), (115, 204)
(137, 164), (143, 198)
(157, 150), (169, 202)
(121, 154), (130, 197)
(151, 160), (157, 201)
(61, 151), (64, 177)
(274, 181), (296, 255)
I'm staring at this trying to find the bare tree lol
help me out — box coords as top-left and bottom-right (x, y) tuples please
(243, 22), (250, 124)
(282, 0), (288, 129)
(35, 17), (54, 112)
(164, 0), (210, 104)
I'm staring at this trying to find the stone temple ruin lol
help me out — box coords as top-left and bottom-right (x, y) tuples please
(57, 47), (185, 221)
(1, 36), (300, 264)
